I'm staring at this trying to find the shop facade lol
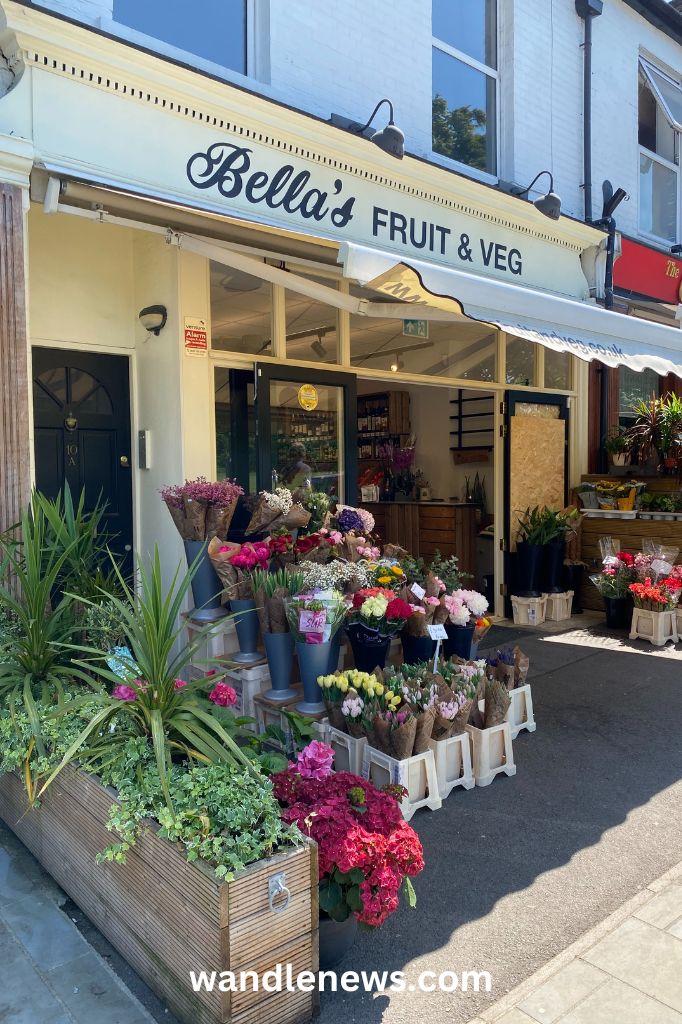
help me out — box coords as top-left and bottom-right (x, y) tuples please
(3, 1), (682, 615)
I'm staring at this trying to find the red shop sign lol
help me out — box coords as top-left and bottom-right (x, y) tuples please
(614, 238), (682, 303)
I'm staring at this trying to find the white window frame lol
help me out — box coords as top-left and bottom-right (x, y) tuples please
(430, 3), (500, 184)
(105, 0), (265, 84)
(638, 58), (681, 246)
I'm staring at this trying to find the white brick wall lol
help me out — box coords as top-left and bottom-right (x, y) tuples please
(26, 0), (682, 242)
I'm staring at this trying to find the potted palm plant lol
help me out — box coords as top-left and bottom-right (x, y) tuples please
(625, 395), (663, 474)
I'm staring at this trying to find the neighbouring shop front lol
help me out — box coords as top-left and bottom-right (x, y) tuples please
(4, 1), (682, 616)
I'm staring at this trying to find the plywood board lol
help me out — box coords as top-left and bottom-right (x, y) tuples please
(509, 415), (565, 545)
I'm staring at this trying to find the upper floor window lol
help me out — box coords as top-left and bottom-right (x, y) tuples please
(113, 0), (248, 75)
(431, 0), (497, 177)
(638, 59), (682, 244)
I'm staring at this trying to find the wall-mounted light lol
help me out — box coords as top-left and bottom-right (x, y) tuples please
(329, 98), (405, 159)
(138, 305), (168, 336)
(511, 171), (562, 220)
(390, 355), (404, 372)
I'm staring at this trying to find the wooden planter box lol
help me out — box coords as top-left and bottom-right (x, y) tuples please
(0, 768), (318, 1024)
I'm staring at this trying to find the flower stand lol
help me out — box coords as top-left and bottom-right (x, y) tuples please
(328, 726), (367, 775)
(511, 595), (547, 626)
(544, 591), (574, 622)
(361, 746), (442, 822)
(505, 684), (536, 740)
(464, 721), (516, 787)
(428, 735), (474, 799)
(252, 692), (329, 746)
(629, 608), (678, 647)
(225, 664), (272, 721)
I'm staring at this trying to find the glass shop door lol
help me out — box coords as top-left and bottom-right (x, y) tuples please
(255, 364), (357, 504)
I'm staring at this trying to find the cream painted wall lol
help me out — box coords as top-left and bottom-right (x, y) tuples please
(132, 231), (185, 586)
(28, 208), (135, 350)
(178, 250), (214, 480)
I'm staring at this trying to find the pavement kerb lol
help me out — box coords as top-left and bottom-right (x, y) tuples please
(466, 856), (682, 1024)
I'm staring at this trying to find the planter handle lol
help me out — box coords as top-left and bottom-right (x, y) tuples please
(268, 872), (290, 913)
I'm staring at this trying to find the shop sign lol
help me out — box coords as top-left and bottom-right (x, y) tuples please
(184, 316), (208, 356)
(614, 238), (682, 303)
(402, 319), (429, 338)
(298, 383), (319, 410)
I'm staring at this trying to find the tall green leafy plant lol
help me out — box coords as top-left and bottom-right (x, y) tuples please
(39, 548), (256, 809)
(0, 506), (90, 756)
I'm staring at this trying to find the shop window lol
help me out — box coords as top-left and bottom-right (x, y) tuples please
(544, 350), (571, 391)
(432, 0), (497, 176)
(210, 261), (272, 354)
(350, 285), (496, 380)
(638, 61), (680, 243)
(286, 277), (339, 364)
(113, 0), (248, 75)
(618, 366), (660, 426)
(505, 336), (536, 387)
(214, 368), (256, 492)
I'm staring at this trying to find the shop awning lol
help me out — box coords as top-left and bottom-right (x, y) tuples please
(338, 243), (682, 377)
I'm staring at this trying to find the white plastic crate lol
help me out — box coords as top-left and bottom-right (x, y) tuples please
(328, 726), (367, 775)
(225, 664), (272, 721)
(361, 746), (441, 821)
(183, 614), (240, 677)
(505, 684), (536, 740)
(511, 595), (547, 626)
(544, 591), (574, 622)
(428, 734), (474, 799)
(630, 608), (678, 647)
(464, 721), (516, 788)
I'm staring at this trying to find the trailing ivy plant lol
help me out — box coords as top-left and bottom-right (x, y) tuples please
(39, 547), (257, 810)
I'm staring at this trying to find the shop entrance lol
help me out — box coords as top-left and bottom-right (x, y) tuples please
(31, 348), (134, 568)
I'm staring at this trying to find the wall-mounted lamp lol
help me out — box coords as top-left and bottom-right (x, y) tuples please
(390, 355), (404, 372)
(139, 305), (168, 336)
(592, 181), (629, 310)
(329, 98), (405, 159)
(511, 171), (562, 220)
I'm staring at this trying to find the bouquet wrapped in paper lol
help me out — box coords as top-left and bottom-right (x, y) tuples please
(284, 589), (348, 644)
(250, 568), (304, 635)
(483, 676), (511, 727)
(208, 538), (269, 600)
(245, 487), (311, 536)
(486, 646), (516, 689)
(318, 669), (376, 733)
(161, 477), (243, 541)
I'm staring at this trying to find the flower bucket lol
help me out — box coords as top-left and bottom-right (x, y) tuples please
(400, 632), (436, 666)
(326, 631), (343, 674)
(263, 631), (296, 701)
(295, 640), (330, 714)
(184, 539), (228, 623)
(230, 598), (263, 665)
(346, 623), (391, 673)
(442, 622), (475, 660)
(542, 540), (566, 594)
(319, 913), (358, 969)
(603, 595), (632, 630)
(514, 542), (544, 598)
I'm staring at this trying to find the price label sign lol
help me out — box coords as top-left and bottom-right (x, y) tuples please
(410, 583), (426, 600)
(427, 624), (448, 640)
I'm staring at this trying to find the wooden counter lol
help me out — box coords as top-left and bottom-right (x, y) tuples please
(365, 502), (477, 575)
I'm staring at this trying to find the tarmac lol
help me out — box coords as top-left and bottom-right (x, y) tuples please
(0, 616), (681, 1024)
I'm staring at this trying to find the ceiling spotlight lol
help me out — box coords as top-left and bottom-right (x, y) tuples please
(138, 304), (167, 336)
(311, 334), (327, 359)
(329, 98), (405, 159)
(512, 171), (562, 220)
(390, 355), (404, 372)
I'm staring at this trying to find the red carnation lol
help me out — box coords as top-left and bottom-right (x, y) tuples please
(386, 597), (413, 621)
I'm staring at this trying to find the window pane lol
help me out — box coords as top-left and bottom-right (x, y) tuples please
(544, 350), (571, 391)
(214, 369), (256, 491)
(506, 336), (536, 386)
(350, 288), (496, 381)
(619, 367), (659, 421)
(286, 277), (339, 364)
(210, 262), (272, 354)
(113, 0), (246, 73)
(644, 64), (682, 132)
(433, 0), (496, 68)
(270, 382), (345, 501)
(639, 80), (675, 161)
(433, 48), (496, 174)
(639, 153), (677, 242)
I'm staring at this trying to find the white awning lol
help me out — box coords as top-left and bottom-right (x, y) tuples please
(338, 242), (682, 377)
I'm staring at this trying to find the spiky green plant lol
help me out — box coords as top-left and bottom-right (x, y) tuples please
(38, 547), (257, 809)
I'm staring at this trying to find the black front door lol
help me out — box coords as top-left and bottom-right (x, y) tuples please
(32, 348), (134, 568)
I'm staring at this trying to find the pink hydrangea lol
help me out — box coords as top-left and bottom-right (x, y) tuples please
(174, 678), (188, 690)
(296, 741), (335, 779)
(208, 683), (238, 707)
(112, 684), (137, 702)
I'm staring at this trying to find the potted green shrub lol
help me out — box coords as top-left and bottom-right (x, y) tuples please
(604, 428), (631, 471)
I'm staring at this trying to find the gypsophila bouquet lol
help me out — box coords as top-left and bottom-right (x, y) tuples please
(298, 558), (369, 593)
(263, 487), (293, 515)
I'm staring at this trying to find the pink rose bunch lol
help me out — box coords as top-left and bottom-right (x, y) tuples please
(271, 767), (424, 927)
(295, 741), (335, 779)
(174, 678), (188, 690)
(112, 684), (137, 702)
(357, 544), (381, 560)
(229, 542), (269, 570)
(208, 682), (238, 707)
(442, 593), (470, 626)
